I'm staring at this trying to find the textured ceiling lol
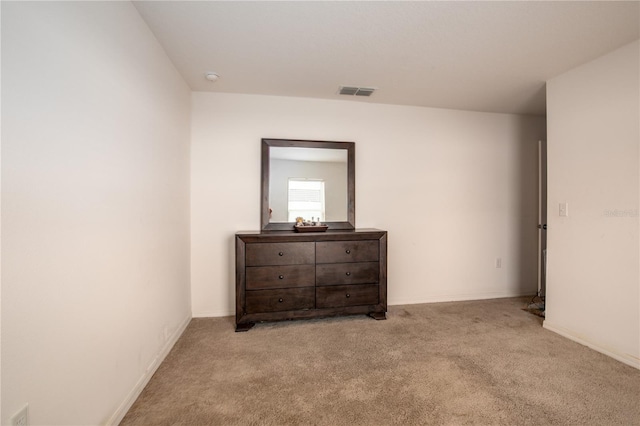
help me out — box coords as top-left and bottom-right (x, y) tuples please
(133, 1), (639, 116)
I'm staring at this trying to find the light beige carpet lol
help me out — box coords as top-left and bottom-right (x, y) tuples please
(121, 297), (640, 425)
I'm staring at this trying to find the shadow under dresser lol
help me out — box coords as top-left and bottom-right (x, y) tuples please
(235, 229), (387, 331)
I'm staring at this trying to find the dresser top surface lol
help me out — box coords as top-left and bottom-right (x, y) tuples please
(236, 228), (386, 242)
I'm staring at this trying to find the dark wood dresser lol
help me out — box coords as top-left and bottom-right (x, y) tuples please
(235, 229), (387, 331)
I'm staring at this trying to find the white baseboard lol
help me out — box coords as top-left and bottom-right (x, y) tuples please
(193, 293), (535, 319)
(193, 309), (233, 318)
(543, 321), (640, 370)
(107, 314), (192, 425)
(388, 291), (534, 307)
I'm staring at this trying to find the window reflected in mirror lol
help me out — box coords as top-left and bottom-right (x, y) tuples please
(287, 179), (325, 222)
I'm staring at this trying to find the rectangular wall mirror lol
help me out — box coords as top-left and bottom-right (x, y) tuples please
(261, 138), (355, 231)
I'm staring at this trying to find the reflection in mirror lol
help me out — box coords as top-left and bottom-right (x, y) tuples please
(261, 139), (355, 231)
(269, 147), (348, 223)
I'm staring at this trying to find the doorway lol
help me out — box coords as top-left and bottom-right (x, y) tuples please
(537, 139), (547, 300)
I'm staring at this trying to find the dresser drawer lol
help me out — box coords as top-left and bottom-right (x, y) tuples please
(316, 262), (379, 286)
(246, 242), (315, 266)
(246, 287), (315, 313)
(316, 240), (379, 264)
(316, 284), (379, 308)
(246, 265), (315, 290)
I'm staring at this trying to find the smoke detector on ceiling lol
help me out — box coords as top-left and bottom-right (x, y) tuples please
(205, 72), (220, 82)
(338, 86), (376, 97)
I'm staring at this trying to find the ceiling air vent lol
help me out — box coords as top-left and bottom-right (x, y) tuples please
(339, 86), (376, 97)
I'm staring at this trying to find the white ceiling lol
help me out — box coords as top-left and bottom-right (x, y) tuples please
(133, 1), (639, 116)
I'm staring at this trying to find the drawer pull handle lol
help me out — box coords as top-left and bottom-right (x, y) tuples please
(278, 298), (284, 303)
(345, 272), (351, 276)
(279, 275), (284, 279)
(278, 252), (284, 256)
(345, 294), (350, 298)
(345, 249), (351, 254)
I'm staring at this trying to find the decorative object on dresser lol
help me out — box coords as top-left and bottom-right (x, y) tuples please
(235, 229), (387, 331)
(294, 216), (328, 232)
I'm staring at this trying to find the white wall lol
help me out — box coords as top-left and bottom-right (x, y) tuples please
(545, 40), (640, 369)
(191, 92), (546, 317)
(1, 2), (191, 424)
(0, 3), (3, 422)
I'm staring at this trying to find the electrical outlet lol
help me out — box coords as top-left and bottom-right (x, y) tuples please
(496, 258), (502, 268)
(559, 202), (569, 217)
(11, 404), (28, 426)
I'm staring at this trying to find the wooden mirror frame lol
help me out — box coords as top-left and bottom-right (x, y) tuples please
(261, 138), (355, 231)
